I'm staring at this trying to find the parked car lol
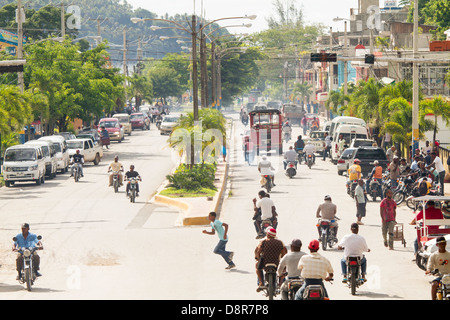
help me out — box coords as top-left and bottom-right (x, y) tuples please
(38, 135), (70, 173)
(76, 133), (100, 147)
(56, 132), (76, 140)
(349, 138), (376, 148)
(66, 138), (103, 165)
(309, 131), (327, 155)
(130, 112), (150, 130)
(25, 140), (58, 179)
(337, 148), (356, 176)
(98, 118), (124, 142)
(113, 113), (132, 136)
(2, 144), (46, 187)
(159, 115), (180, 135)
(348, 147), (389, 178)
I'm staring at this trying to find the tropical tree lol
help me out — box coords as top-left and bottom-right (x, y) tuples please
(421, 95), (450, 144)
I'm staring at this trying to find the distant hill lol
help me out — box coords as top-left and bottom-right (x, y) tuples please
(0, 0), (228, 68)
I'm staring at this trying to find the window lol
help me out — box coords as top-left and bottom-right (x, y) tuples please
(5, 149), (36, 161)
(355, 148), (387, 160)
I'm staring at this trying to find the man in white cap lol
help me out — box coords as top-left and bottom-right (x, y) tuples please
(254, 228), (286, 292)
(426, 236), (450, 300)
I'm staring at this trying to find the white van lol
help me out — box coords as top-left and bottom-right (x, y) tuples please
(329, 117), (367, 163)
(38, 135), (69, 173)
(330, 124), (369, 163)
(25, 140), (58, 179)
(2, 144), (46, 187)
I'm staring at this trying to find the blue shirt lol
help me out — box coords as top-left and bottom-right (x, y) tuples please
(211, 220), (227, 242)
(14, 233), (39, 248)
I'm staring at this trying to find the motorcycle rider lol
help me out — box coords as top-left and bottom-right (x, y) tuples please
(13, 223), (43, 280)
(70, 149), (84, 177)
(365, 160), (383, 195)
(294, 135), (305, 154)
(347, 158), (362, 192)
(425, 236), (450, 300)
(277, 239), (307, 300)
(316, 195), (339, 238)
(253, 190), (278, 239)
(338, 223), (370, 283)
(303, 140), (316, 164)
(108, 155), (124, 187)
(124, 165), (142, 197)
(282, 121), (292, 141)
(255, 228), (287, 292)
(283, 146), (298, 170)
(257, 155), (276, 187)
(294, 239), (334, 300)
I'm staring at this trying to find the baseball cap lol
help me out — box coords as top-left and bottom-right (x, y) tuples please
(308, 239), (320, 250)
(324, 195), (331, 200)
(436, 236), (447, 244)
(21, 223), (30, 229)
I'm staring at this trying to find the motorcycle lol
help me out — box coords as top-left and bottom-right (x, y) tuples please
(345, 256), (365, 295)
(13, 235), (42, 291)
(110, 170), (122, 193)
(285, 161), (297, 178)
(285, 277), (304, 300)
(262, 175), (274, 193)
(416, 234), (450, 271)
(127, 177), (139, 203)
(368, 177), (383, 201)
(72, 163), (82, 182)
(283, 132), (291, 143)
(392, 177), (415, 205)
(256, 218), (273, 239)
(303, 282), (331, 300)
(260, 263), (279, 300)
(431, 269), (450, 300)
(317, 219), (338, 251)
(156, 118), (162, 130)
(306, 153), (314, 169)
(346, 180), (358, 199)
(296, 150), (304, 164)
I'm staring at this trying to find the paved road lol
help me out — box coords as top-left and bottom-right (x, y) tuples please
(0, 113), (432, 300)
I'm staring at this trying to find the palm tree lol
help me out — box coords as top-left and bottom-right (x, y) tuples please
(292, 82), (312, 105)
(421, 95), (450, 145)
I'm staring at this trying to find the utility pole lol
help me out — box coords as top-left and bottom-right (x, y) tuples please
(344, 21), (348, 105)
(191, 15), (199, 122)
(123, 27), (128, 109)
(412, 0), (419, 154)
(17, 0), (24, 93)
(211, 41), (216, 107)
(61, 2), (65, 39)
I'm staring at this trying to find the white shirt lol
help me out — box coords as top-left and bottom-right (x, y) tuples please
(432, 156), (445, 173)
(258, 159), (274, 176)
(256, 197), (275, 220)
(338, 233), (369, 259)
(304, 143), (316, 154)
(284, 149), (297, 161)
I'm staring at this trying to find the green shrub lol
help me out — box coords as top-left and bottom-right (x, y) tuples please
(166, 163), (217, 191)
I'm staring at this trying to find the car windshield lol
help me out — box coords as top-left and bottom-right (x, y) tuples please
(341, 149), (355, 159)
(355, 149), (387, 160)
(99, 121), (118, 128)
(130, 114), (143, 120)
(163, 117), (179, 123)
(310, 132), (325, 139)
(5, 149), (36, 161)
(52, 143), (61, 153)
(116, 117), (129, 123)
(353, 140), (373, 147)
(67, 141), (84, 149)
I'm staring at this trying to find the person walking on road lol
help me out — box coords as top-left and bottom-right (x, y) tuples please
(380, 189), (397, 250)
(203, 212), (235, 270)
(355, 179), (367, 225)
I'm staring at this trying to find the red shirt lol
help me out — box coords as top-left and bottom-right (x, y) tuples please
(380, 198), (397, 222)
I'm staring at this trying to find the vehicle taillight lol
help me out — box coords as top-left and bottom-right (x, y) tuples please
(288, 164), (294, 168)
(338, 159), (345, 163)
(309, 291), (321, 298)
(349, 261), (358, 266)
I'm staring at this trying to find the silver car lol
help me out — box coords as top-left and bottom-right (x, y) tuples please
(337, 148), (356, 176)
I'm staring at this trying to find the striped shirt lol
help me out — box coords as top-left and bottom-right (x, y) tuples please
(298, 252), (333, 279)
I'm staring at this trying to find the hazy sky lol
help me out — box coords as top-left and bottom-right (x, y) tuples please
(126, 0), (360, 34)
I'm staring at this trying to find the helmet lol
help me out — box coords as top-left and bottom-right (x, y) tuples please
(353, 158), (360, 164)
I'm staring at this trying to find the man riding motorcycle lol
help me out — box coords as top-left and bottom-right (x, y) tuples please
(303, 140), (316, 164)
(282, 121), (292, 142)
(124, 165), (142, 197)
(365, 160), (383, 194)
(347, 158), (362, 192)
(258, 155), (276, 187)
(425, 236), (450, 300)
(253, 190), (278, 239)
(316, 195), (339, 238)
(277, 239), (307, 300)
(70, 149), (84, 177)
(108, 155), (124, 188)
(294, 135), (305, 154)
(283, 146), (298, 170)
(13, 223), (43, 280)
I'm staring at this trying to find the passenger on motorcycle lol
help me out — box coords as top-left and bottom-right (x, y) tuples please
(347, 159), (361, 190)
(283, 146), (298, 170)
(410, 201), (444, 255)
(282, 121), (292, 141)
(294, 135), (305, 154)
(277, 239), (307, 300)
(316, 195), (338, 237)
(255, 228), (287, 292)
(338, 223), (370, 283)
(253, 191), (278, 239)
(13, 223), (43, 280)
(70, 149), (84, 177)
(365, 160), (383, 194)
(108, 156), (124, 187)
(303, 140), (316, 164)
(124, 165), (142, 197)
(294, 239), (334, 300)
(258, 155), (276, 187)
(425, 236), (450, 300)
